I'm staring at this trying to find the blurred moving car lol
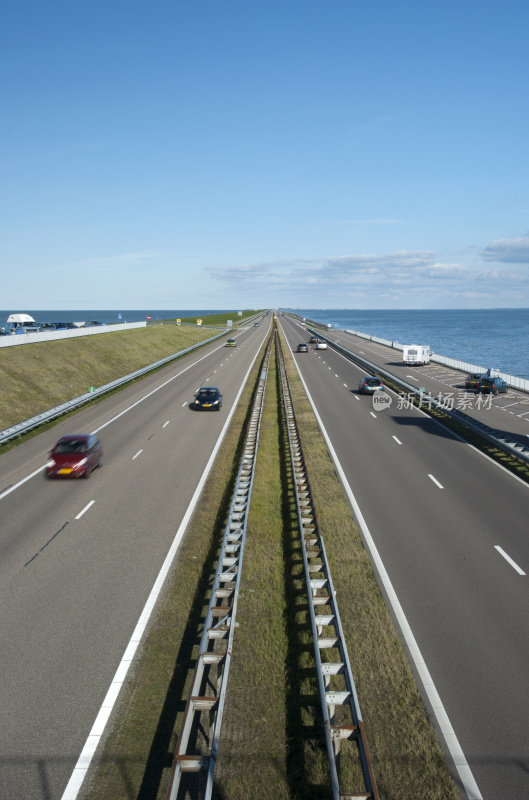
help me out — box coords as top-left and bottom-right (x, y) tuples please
(296, 342), (308, 352)
(358, 377), (385, 394)
(194, 386), (223, 410)
(226, 338), (237, 347)
(464, 373), (485, 391)
(478, 376), (508, 395)
(47, 435), (102, 478)
(315, 341), (327, 350)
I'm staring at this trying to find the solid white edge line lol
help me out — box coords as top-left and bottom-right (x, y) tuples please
(280, 322), (483, 800)
(60, 332), (267, 800)
(428, 473), (444, 489)
(494, 546), (526, 575)
(75, 500), (95, 520)
(0, 464), (46, 501)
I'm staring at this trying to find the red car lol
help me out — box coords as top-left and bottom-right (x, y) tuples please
(47, 434), (102, 478)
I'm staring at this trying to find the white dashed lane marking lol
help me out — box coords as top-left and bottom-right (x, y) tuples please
(494, 546), (526, 575)
(75, 500), (95, 520)
(132, 449), (143, 461)
(428, 474), (444, 489)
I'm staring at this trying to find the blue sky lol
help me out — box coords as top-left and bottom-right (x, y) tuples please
(2, 0), (529, 309)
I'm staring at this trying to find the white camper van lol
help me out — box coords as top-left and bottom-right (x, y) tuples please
(402, 344), (430, 366)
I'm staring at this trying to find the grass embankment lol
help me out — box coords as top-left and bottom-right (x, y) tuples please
(81, 330), (458, 800)
(0, 313), (252, 432)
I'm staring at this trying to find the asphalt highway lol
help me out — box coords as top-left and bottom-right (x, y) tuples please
(0, 321), (269, 800)
(280, 314), (529, 800)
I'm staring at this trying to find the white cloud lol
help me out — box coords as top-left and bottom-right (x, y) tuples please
(481, 236), (529, 263)
(206, 247), (529, 307)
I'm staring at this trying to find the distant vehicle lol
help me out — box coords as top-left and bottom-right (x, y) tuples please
(465, 373), (485, 392)
(478, 376), (508, 395)
(309, 336), (318, 343)
(226, 338), (237, 347)
(296, 343), (308, 352)
(39, 321), (77, 331)
(358, 377), (385, 394)
(253, 322), (259, 327)
(315, 341), (327, 350)
(193, 386), (223, 410)
(402, 345), (430, 365)
(46, 435), (102, 478)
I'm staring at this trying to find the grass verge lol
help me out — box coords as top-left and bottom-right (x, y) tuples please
(212, 338), (331, 799)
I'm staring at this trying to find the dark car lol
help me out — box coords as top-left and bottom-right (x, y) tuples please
(296, 342), (308, 352)
(464, 373), (485, 392)
(478, 376), (508, 395)
(358, 376), (385, 394)
(309, 336), (318, 343)
(47, 434), (102, 478)
(194, 386), (223, 410)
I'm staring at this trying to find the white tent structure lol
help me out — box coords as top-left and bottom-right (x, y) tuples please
(6, 313), (37, 333)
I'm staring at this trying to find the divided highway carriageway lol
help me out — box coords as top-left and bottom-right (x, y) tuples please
(0, 321), (268, 800)
(281, 313), (529, 800)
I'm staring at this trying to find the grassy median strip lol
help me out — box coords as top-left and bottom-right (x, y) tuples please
(212, 340), (331, 799)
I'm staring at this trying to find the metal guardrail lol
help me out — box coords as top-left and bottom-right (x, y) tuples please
(308, 328), (529, 466)
(0, 331), (227, 446)
(276, 333), (379, 800)
(165, 334), (273, 800)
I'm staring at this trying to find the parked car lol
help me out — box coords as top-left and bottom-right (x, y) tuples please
(47, 434), (102, 478)
(465, 373), (485, 392)
(193, 386), (223, 410)
(358, 377), (385, 394)
(478, 376), (508, 395)
(226, 338), (237, 347)
(315, 341), (327, 350)
(296, 342), (308, 352)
